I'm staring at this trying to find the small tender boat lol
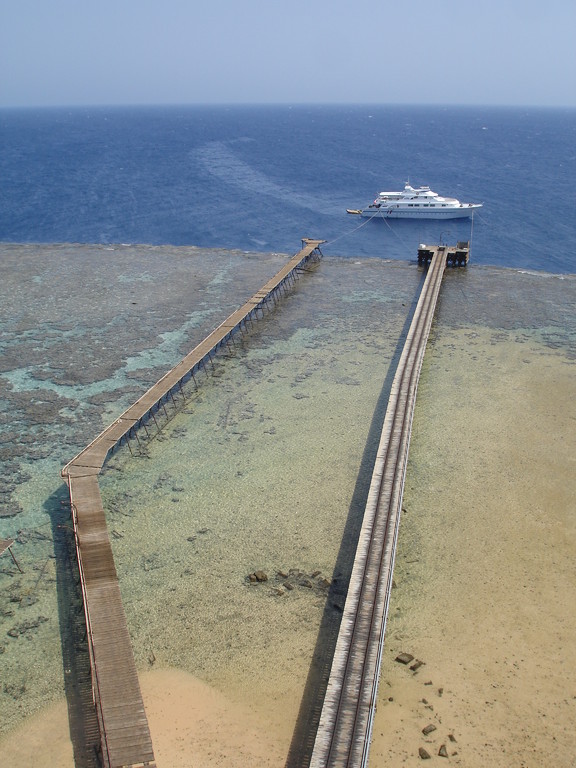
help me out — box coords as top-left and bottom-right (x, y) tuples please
(349, 183), (482, 219)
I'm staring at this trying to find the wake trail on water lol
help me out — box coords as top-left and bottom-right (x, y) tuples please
(194, 140), (340, 215)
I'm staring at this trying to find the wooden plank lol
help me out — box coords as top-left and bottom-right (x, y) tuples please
(310, 250), (447, 767)
(61, 242), (324, 768)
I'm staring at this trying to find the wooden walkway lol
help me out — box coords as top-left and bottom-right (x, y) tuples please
(310, 247), (449, 767)
(61, 240), (324, 768)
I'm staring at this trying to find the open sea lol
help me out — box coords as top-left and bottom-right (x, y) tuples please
(1, 104), (575, 272)
(0, 105), (575, 766)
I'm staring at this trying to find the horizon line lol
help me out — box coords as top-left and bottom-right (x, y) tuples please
(1, 101), (575, 112)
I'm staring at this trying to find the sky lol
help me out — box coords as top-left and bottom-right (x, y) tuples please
(1, 0), (575, 108)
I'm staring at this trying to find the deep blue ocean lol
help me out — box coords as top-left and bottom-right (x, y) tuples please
(1, 104), (575, 272)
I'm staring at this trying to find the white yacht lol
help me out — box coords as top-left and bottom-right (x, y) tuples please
(348, 183), (482, 219)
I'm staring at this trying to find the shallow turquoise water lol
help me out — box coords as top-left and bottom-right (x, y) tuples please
(1, 244), (574, 752)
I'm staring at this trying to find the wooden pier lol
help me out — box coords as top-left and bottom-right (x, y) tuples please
(61, 239), (324, 768)
(418, 240), (470, 267)
(310, 245), (451, 767)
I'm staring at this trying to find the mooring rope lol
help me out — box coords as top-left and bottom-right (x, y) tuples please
(323, 210), (381, 248)
(324, 208), (414, 259)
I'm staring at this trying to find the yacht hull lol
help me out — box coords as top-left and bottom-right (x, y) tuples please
(361, 205), (481, 219)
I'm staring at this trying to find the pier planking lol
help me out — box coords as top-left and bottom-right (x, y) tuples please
(310, 247), (450, 767)
(61, 239), (324, 768)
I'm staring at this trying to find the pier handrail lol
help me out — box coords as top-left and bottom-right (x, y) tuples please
(310, 247), (448, 767)
(61, 239), (324, 768)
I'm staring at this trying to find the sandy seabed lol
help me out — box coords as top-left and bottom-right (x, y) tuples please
(3, 323), (574, 768)
(0, 667), (289, 767)
(370, 326), (576, 767)
(1, 252), (574, 768)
